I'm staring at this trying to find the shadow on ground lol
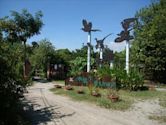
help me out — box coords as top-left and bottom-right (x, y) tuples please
(21, 97), (75, 125)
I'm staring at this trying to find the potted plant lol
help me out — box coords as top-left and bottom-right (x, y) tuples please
(148, 85), (156, 91)
(64, 85), (73, 90)
(54, 84), (62, 88)
(107, 89), (119, 102)
(77, 86), (84, 94)
(92, 88), (101, 97)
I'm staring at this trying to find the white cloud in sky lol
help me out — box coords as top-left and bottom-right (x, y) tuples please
(107, 41), (126, 52)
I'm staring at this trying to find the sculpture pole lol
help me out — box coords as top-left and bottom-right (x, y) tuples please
(126, 40), (129, 74)
(81, 19), (100, 72)
(115, 18), (137, 74)
(99, 48), (103, 60)
(99, 48), (103, 67)
(87, 32), (91, 72)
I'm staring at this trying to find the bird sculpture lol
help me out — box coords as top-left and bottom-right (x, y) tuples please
(122, 18), (137, 31)
(82, 19), (101, 32)
(123, 18), (137, 25)
(95, 33), (112, 49)
(115, 18), (137, 43)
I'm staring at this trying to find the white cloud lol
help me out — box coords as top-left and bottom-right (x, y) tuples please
(107, 41), (126, 52)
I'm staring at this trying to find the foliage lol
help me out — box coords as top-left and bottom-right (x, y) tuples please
(68, 56), (95, 76)
(113, 50), (125, 69)
(88, 79), (94, 95)
(131, 0), (166, 83)
(149, 115), (166, 123)
(95, 65), (116, 80)
(0, 9), (43, 125)
(102, 47), (114, 65)
(0, 9), (43, 44)
(0, 42), (29, 125)
(72, 46), (91, 59)
(30, 39), (55, 76)
(107, 88), (118, 97)
(115, 67), (144, 90)
(51, 86), (166, 110)
(95, 65), (143, 90)
(159, 95), (166, 108)
(55, 48), (72, 65)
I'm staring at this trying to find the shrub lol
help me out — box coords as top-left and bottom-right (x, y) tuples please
(115, 68), (144, 90)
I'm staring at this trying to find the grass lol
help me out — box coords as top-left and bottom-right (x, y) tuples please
(159, 97), (166, 108)
(157, 84), (166, 89)
(50, 86), (166, 111)
(149, 115), (166, 123)
(52, 80), (65, 85)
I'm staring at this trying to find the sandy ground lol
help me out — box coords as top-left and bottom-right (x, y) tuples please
(23, 82), (166, 125)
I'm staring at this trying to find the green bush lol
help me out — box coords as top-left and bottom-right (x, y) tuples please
(115, 68), (144, 90)
(95, 65), (116, 80)
(0, 42), (31, 125)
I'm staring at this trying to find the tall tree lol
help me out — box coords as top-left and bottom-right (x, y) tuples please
(0, 10), (43, 124)
(30, 39), (55, 76)
(0, 9), (43, 44)
(131, 0), (166, 82)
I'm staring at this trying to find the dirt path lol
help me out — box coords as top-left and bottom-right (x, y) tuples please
(23, 82), (165, 125)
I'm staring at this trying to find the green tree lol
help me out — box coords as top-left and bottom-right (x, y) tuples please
(56, 48), (72, 65)
(0, 9), (43, 44)
(0, 10), (43, 124)
(30, 39), (55, 77)
(114, 50), (125, 69)
(69, 57), (88, 76)
(131, 0), (166, 82)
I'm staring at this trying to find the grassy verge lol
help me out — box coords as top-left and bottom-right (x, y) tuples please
(149, 115), (166, 123)
(50, 86), (166, 110)
(159, 98), (166, 108)
(52, 80), (65, 85)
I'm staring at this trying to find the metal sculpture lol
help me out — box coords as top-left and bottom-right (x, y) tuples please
(115, 18), (137, 74)
(95, 33), (112, 67)
(82, 19), (101, 32)
(81, 19), (100, 72)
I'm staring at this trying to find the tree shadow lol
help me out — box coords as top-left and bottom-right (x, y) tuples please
(21, 98), (75, 125)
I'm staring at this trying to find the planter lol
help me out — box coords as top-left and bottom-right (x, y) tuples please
(54, 85), (62, 88)
(92, 92), (101, 97)
(77, 90), (84, 94)
(108, 95), (119, 102)
(64, 85), (73, 90)
(148, 85), (156, 91)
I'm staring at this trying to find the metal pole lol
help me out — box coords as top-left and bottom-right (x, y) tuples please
(110, 60), (113, 69)
(87, 32), (91, 72)
(126, 40), (129, 74)
(99, 48), (103, 60)
(99, 48), (103, 67)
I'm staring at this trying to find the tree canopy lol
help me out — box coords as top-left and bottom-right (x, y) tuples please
(0, 9), (43, 44)
(0, 9), (43, 125)
(131, 0), (166, 82)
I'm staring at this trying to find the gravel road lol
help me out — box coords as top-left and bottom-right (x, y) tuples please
(23, 82), (165, 125)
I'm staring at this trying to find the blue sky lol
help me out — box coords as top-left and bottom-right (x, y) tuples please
(0, 0), (152, 52)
